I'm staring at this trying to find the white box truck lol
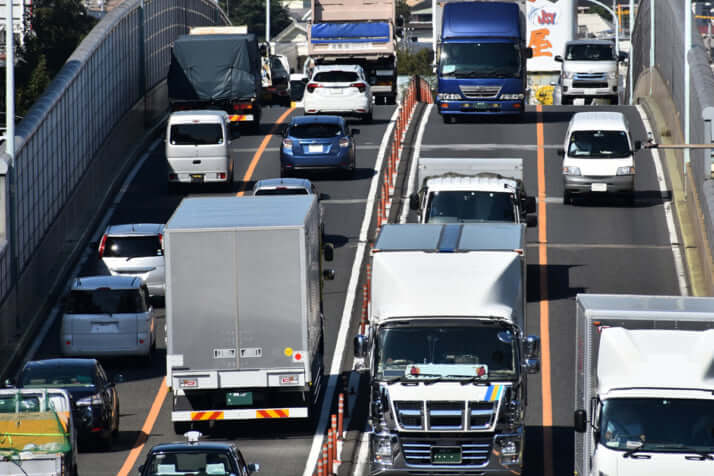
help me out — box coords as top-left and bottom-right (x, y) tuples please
(574, 294), (714, 476)
(408, 158), (536, 224)
(165, 195), (334, 433)
(354, 223), (540, 475)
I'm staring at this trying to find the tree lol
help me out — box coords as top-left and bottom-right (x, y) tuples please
(397, 46), (433, 76)
(396, 0), (411, 25)
(221, 0), (292, 41)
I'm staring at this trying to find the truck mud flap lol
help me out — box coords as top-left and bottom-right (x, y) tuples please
(172, 407), (310, 421)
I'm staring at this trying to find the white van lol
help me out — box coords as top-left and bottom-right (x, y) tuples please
(560, 111), (641, 204)
(165, 110), (234, 187)
(60, 276), (155, 359)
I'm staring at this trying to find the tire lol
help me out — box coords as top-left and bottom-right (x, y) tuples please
(610, 95), (619, 105)
(442, 114), (456, 124)
(363, 111), (373, 124)
(174, 421), (191, 435)
(386, 94), (397, 105)
(113, 401), (120, 437)
(561, 95), (573, 105)
(563, 190), (572, 205)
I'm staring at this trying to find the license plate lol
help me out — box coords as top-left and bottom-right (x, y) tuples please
(329, 88), (343, 95)
(91, 322), (118, 333)
(585, 89), (598, 95)
(190, 174), (204, 183)
(475, 102), (488, 110)
(431, 446), (462, 464)
(591, 183), (607, 192)
(226, 392), (252, 406)
(308, 145), (323, 153)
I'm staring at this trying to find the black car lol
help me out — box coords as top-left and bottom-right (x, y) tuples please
(16, 358), (120, 449)
(139, 431), (259, 476)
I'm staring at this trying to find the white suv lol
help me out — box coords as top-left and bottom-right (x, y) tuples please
(303, 64), (373, 123)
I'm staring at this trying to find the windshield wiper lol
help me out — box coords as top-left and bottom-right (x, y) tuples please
(623, 443), (650, 458)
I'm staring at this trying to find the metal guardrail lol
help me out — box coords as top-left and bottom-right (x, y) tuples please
(0, 0), (228, 349)
(629, 0), (714, 291)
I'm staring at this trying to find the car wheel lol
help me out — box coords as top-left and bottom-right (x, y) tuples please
(113, 402), (120, 437)
(174, 421), (192, 435)
(561, 95), (573, 105)
(442, 114), (456, 124)
(563, 190), (572, 205)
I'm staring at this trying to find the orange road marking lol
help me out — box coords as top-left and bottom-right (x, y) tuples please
(536, 104), (554, 476)
(116, 377), (169, 476)
(236, 107), (295, 196)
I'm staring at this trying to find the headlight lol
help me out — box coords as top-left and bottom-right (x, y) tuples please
(562, 71), (574, 79)
(608, 71), (617, 80)
(437, 93), (462, 101)
(76, 393), (103, 406)
(501, 93), (525, 100)
(563, 166), (581, 176)
(495, 435), (521, 465)
(616, 166), (635, 175)
(373, 434), (394, 465)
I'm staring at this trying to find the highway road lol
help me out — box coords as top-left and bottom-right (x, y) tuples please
(22, 100), (686, 476)
(26, 103), (398, 475)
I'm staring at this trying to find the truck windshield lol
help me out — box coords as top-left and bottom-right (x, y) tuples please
(375, 324), (517, 381)
(600, 398), (714, 453)
(568, 130), (631, 158)
(565, 44), (615, 61)
(439, 42), (521, 77)
(425, 191), (515, 223)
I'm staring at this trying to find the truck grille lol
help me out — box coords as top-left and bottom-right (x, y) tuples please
(402, 437), (492, 467)
(459, 85), (501, 99)
(394, 401), (497, 431)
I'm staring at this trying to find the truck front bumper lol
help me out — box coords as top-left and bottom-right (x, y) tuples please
(369, 431), (523, 476)
(437, 99), (524, 115)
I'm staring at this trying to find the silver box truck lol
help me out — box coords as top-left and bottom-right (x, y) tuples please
(574, 294), (714, 476)
(165, 195), (333, 433)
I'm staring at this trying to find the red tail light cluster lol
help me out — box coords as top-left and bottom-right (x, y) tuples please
(351, 82), (367, 93)
(98, 234), (107, 258)
(233, 103), (252, 111)
(306, 83), (321, 93)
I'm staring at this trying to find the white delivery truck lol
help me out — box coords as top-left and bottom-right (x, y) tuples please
(165, 195), (334, 434)
(574, 294), (714, 476)
(408, 158), (536, 224)
(354, 223), (540, 476)
(0, 388), (77, 476)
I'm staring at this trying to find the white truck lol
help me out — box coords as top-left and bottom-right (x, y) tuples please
(165, 195), (334, 434)
(354, 222), (540, 475)
(574, 294), (714, 476)
(0, 388), (77, 476)
(408, 158), (536, 224)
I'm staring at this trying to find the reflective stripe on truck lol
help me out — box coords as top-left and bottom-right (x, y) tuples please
(229, 114), (255, 122)
(173, 407), (309, 421)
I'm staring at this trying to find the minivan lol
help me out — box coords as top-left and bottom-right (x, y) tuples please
(560, 111), (640, 204)
(60, 276), (155, 359)
(165, 110), (234, 187)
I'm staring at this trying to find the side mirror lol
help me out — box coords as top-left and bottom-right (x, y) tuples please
(4, 378), (14, 388)
(248, 463), (261, 474)
(522, 196), (536, 214)
(351, 128), (360, 136)
(525, 358), (540, 374)
(409, 193), (420, 211)
(323, 243), (334, 262)
(574, 409), (587, 433)
(618, 51), (628, 62)
(526, 47), (534, 59)
(525, 335), (540, 359)
(557, 148), (565, 157)
(634, 140), (642, 151)
(323, 269), (336, 280)
(354, 334), (368, 358)
(554, 55), (563, 62)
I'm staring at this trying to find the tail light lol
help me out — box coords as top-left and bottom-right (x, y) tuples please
(217, 172), (226, 180)
(306, 83), (320, 93)
(282, 138), (294, 151)
(351, 82), (367, 93)
(158, 233), (164, 250)
(98, 234), (107, 257)
(233, 103), (252, 111)
(339, 137), (350, 148)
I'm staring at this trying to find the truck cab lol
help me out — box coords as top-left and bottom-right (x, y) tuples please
(409, 158), (536, 224)
(555, 39), (626, 105)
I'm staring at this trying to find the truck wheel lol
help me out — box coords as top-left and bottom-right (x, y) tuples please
(174, 421), (191, 435)
(362, 111), (373, 124)
(561, 96), (573, 105)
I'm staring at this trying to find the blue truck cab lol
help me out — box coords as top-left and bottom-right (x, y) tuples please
(436, 1), (531, 121)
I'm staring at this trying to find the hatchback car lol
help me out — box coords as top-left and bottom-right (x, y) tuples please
(99, 223), (165, 297)
(60, 275), (155, 359)
(560, 111), (640, 204)
(16, 358), (120, 449)
(303, 64), (373, 122)
(139, 431), (259, 476)
(280, 115), (359, 177)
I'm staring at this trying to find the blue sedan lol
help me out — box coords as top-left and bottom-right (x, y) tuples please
(280, 115), (358, 177)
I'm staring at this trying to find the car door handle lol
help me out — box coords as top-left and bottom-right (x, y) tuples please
(192, 160), (201, 165)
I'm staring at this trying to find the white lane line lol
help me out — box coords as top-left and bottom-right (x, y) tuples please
(636, 105), (688, 296)
(24, 138), (163, 364)
(302, 107), (400, 476)
(399, 103), (433, 223)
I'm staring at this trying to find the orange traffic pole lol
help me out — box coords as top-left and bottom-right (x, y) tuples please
(327, 429), (334, 475)
(338, 393), (345, 439)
